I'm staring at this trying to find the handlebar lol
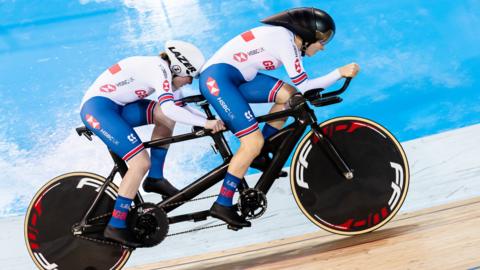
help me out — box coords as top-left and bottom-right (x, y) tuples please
(76, 126), (93, 141)
(323, 77), (352, 98)
(179, 95), (205, 104)
(303, 77), (352, 107)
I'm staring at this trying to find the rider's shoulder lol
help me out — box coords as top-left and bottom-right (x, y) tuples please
(121, 56), (165, 66)
(249, 25), (294, 46)
(254, 25), (293, 39)
(122, 56), (171, 78)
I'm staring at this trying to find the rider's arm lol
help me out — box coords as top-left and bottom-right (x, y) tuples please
(160, 99), (207, 127)
(273, 32), (342, 93)
(143, 60), (207, 127)
(173, 90), (208, 119)
(300, 69), (342, 91)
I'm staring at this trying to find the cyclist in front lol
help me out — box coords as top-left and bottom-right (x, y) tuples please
(199, 7), (360, 228)
(80, 40), (225, 247)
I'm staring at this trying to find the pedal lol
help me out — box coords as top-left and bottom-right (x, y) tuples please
(279, 170), (288, 178)
(227, 225), (242, 231)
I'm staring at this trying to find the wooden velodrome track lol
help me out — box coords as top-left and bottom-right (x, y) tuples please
(127, 197), (480, 270)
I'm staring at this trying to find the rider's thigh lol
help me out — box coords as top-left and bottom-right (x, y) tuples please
(274, 83), (297, 104)
(199, 64), (259, 139)
(121, 99), (157, 127)
(80, 97), (145, 161)
(239, 73), (285, 103)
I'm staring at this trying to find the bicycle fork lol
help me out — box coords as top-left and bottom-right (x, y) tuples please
(310, 124), (354, 180)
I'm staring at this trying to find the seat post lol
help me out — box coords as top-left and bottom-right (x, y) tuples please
(200, 103), (215, 120)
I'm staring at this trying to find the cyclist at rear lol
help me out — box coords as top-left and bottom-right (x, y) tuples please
(199, 7), (360, 228)
(80, 40), (225, 247)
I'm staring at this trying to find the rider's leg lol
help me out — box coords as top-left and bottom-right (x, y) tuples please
(81, 97), (151, 247)
(109, 147), (150, 231)
(216, 131), (264, 206)
(150, 103), (175, 178)
(109, 152), (150, 228)
(143, 104), (179, 197)
(117, 151), (151, 198)
(262, 83), (297, 138)
(103, 151), (149, 247)
(210, 130), (263, 227)
(237, 74), (297, 139)
(120, 99), (179, 197)
(199, 64), (261, 227)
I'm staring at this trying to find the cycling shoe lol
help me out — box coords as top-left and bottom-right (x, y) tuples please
(210, 202), (251, 228)
(142, 177), (179, 198)
(104, 225), (142, 248)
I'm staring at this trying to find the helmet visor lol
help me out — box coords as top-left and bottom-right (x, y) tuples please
(315, 29), (334, 45)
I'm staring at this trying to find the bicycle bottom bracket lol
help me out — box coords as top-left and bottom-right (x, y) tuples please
(238, 188), (267, 219)
(128, 203), (169, 247)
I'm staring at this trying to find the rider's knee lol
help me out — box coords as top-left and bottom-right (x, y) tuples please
(275, 84), (297, 104)
(127, 151), (151, 173)
(152, 122), (175, 139)
(154, 117), (175, 130)
(153, 105), (176, 129)
(240, 132), (264, 156)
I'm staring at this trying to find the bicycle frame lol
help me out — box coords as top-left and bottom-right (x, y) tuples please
(76, 78), (354, 228)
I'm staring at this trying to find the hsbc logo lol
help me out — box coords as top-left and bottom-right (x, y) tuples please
(217, 97), (235, 119)
(294, 58), (302, 73)
(85, 114), (101, 130)
(206, 77), (220, 96)
(99, 84), (117, 93)
(115, 77), (134, 87)
(233, 52), (248, 63)
(163, 80), (170, 92)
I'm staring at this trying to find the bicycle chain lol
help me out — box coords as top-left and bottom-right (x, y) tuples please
(75, 233), (127, 249)
(167, 222), (227, 237)
(81, 194), (230, 242)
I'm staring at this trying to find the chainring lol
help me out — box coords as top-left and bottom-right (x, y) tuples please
(238, 188), (267, 219)
(128, 203), (169, 247)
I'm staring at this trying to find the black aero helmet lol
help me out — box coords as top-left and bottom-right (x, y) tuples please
(261, 7), (335, 46)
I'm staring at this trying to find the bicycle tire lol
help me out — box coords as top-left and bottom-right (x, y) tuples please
(24, 172), (132, 270)
(290, 117), (409, 235)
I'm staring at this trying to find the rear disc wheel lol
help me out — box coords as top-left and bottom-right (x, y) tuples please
(24, 172), (132, 270)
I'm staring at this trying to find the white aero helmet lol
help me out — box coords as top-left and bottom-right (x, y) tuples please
(165, 40), (205, 78)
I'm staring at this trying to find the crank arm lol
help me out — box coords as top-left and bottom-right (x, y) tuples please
(168, 210), (211, 224)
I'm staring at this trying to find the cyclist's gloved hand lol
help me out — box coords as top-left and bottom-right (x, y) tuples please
(205, 119), (226, 134)
(339, 63), (360, 78)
